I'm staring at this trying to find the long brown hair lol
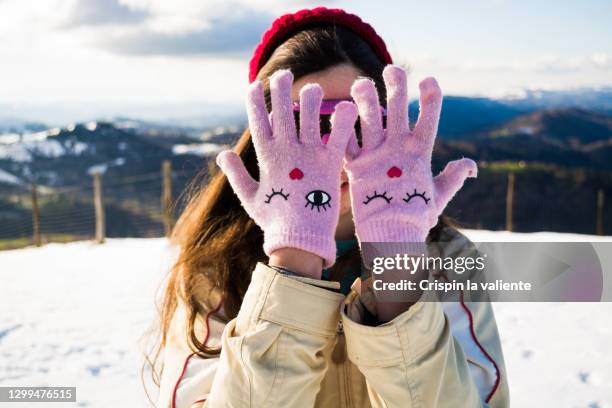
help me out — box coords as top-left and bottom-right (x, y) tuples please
(146, 24), (450, 391)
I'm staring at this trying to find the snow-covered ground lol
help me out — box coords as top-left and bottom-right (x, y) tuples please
(0, 239), (174, 407)
(0, 231), (611, 407)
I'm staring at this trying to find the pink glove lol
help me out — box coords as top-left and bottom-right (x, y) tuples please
(345, 65), (477, 243)
(216, 70), (358, 267)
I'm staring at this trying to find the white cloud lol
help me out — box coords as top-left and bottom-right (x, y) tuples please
(94, 11), (273, 56)
(61, 0), (149, 27)
(0, 0), (609, 118)
(591, 52), (611, 69)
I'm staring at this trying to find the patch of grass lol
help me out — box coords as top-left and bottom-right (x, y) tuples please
(0, 237), (33, 251)
(0, 234), (91, 251)
(480, 161), (557, 173)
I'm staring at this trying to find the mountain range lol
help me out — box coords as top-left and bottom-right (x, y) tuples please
(1, 89), (611, 246)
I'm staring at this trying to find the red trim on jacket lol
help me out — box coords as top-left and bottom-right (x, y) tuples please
(202, 300), (223, 347)
(171, 300), (223, 408)
(435, 272), (501, 403)
(172, 353), (196, 408)
(459, 290), (501, 403)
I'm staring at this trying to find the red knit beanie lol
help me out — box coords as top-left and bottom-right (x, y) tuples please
(248, 7), (393, 83)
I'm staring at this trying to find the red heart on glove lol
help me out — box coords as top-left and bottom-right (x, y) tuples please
(387, 166), (402, 178)
(289, 168), (304, 180)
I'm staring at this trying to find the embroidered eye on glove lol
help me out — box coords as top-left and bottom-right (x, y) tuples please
(216, 70), (357, 268)
(344, 65), (477, 243)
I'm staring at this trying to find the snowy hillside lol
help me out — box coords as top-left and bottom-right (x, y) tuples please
(0, 231), (611, 407)
(0, 120), (235, 189)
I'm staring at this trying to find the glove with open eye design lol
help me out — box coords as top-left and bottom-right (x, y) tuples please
(216, 69), (358, 267)
(345, 65), (478, 243)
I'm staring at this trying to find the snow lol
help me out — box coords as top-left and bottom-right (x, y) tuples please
(0, 169), (21, 185)
(30, 139), (65, 158)
(87, 164), (107, 175)
(0, 239), (176, 408)
(172, 142), (228, 156)
(0, 134), (21, 145)
(115, 120), (140, 130)
(492, 302), (612, 407)
(0, 126), (87, 162)
(517, 126), (535, 135)
(200, 126), (241, 140)
(0, 142), (33, 162)
(463, 228), (612, 242)
(87, 158), (125, 175)
(72, 142), (89, 155)
(0, 136), (89, 163)
(0, 230), (611, 407)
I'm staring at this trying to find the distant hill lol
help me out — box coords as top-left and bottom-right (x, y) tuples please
(487, 108), (612, 147)
(410, 88), (612, 139)
(0, 121), (236, 187)
(441, 108), (612, 171)
(501, 88), (612, 112)
(410, 96), (527, 138)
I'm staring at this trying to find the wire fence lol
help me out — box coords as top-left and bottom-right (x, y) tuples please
(0, 160), (201, 250)
(0, 161), (609, 251)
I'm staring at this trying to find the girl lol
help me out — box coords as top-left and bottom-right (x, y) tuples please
(150, 7), (509, 408)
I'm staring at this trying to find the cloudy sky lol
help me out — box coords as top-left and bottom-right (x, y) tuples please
(0, 0), (610, 122)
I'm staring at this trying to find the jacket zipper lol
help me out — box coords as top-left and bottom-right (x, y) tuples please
(335, 320), (352, 407)
(332, 320), (345, 363)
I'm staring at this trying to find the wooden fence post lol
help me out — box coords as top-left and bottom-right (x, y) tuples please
(505, 172), (515, 232)
(597, 189), (604, 236)
(162, 160), (173, 237)
(31, 183), (41, 247)
(93, 172), (105, 243)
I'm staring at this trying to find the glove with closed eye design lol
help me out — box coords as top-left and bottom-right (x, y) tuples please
(345, 65), (478, 244)
(216, 69), (357, 268)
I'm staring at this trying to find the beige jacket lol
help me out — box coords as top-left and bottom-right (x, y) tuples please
(156, 258), (509, 407)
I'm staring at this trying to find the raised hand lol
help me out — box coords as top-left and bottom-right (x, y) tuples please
(216, 69), (358, 267)
(345, 65), (477, 243)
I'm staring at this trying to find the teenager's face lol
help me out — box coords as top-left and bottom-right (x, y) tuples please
(292, 63), (363, 240)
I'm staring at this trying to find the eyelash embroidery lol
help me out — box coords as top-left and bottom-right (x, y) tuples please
(403, 189), (431, 205)
(264, 187), (290, 203)
(363, 190), (393, 205)
(305, 190), (331, 212)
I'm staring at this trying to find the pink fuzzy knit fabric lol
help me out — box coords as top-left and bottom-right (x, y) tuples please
(345, 65), (478, 243)
(216, 70), (357, 267)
